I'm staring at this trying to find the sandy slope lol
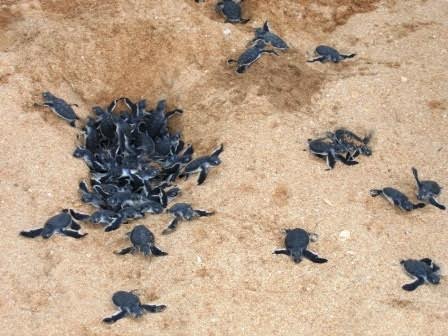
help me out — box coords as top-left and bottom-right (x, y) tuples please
(1, 1), (447, 335)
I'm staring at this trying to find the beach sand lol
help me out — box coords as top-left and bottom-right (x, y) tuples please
(1, 1), (447, 335)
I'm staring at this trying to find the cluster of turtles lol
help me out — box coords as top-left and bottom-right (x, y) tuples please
(22, 92), (223, 322)
(307, 128), (444, 290)
(20, 0), (444, 325)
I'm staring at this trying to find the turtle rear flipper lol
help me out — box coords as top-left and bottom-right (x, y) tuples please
(162, 217), (180, 235)
(61, 229), (87, 239)
(402, 277), (425, 291)
(20, 228), (43, 238)
(412, 202), (426, 209)
(141, 304), (167, 313)
(303, 250), (327, 264)
(429, 197), (446, 210)
(103, 309), (127, 324)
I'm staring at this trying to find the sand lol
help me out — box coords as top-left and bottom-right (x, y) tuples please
(1, 0), (448, 335)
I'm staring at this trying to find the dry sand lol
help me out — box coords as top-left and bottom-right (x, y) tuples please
(1, 0), (448, 335)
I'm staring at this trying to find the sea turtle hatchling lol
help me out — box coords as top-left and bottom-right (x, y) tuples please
(103, 290), (166, 324)
(20, 209), (87, 239)
(216, 0), (250, 24)
(308, 137), (358, 169)
(180, 144), (224, 185)
(39, 91), (80, 127)
(273, 228), (328, 264)
(400, 258), (441, 291)
(228, 40), (279, 74)
(370, 187), (425, 211)
(251, 21), (288, 50)
(412, 167), (445, 210)
(162, 203), (214, 234)
(307, 45), (356, 63)
(115, 225), (168, 257)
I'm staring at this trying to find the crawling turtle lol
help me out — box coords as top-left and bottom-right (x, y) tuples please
(330, 128), (373, 157)
(180, 144), (224, 185)
(115, 225), (167, 257)
(370, 187), (425, 211)
(162, 203), (214, 234)
(20, 209), (87, 239)
(307, 45), (356, 63)
(216, 0), (249, 24)
(412, 167), (445, 210)
(273, 228), (327, 264)
(70, 209), (123, 232)
(228, 40), (279, 74)
(251, 21), (288, 50)
(400, 258), (440, 291)
(308, 138), (358, 169)
(103, 290), (166, 324)
(39, 91), (80, 127)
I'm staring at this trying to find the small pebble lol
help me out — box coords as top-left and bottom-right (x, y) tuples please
(339, 230), (351, 241)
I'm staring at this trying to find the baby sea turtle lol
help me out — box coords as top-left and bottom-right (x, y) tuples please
(228, 40), (279, 74)
(251, 21), (288, 50)
(180, 144), (224, 185)
(216, 0), (249, 24)
(103, 290), (166, 324)
(39, 91), (80, 127)
(330, 128), (373, 157)
(115, 225), (167, 257)
(273, 228), (327, 264)
(308, 138), (358, 169)
(400, 258), (440, 291)
(412, 167), (445, 210)
(307, 45), (356, 63)
(162, 203), (214, 234)
(370, 187), (425, 211)
(20, 209), (87, 239)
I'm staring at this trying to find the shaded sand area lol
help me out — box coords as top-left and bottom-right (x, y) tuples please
(1, 1), (448, 335)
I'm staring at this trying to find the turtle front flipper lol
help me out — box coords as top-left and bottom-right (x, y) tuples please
(141, 304), (167, 313)
(369, 189), (383, 197)
(411, 167), (422, 188)
(103, 309), (127, 324)
(20, 228), (44, 238)
(70, 219), (81, 231)
(412, 202), (426, 209)
(150, 245), (168, 256)
(341, 53), (356, 59)
(307, 56), (326, 63)
(303, 250), (328, 263)
(197, 167), (209, 185)
(195, 209), (214, 217)
(104, 217), (123, 232)
(114, 246), (134, 255)
(162, 217), (180, 235)
(429, 197), (446, 210)
(326, 153), (336, 169)
(419, 258), (433, 265)
(273, 249), (289, 256)
(61, 229), (87, 239)
(402, 277), (425, 291)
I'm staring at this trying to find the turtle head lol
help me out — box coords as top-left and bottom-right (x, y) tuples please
(129, 304), (144, 317)
(42, 91), (55, 102)
(401, 201), (414, 211)
(291, 248), (303, 263)
(208, 155), (221, 166)
(41, 226), (53, 239)
(254, 40), (266, 49)
(428, 272), (440, 284)
(140, 244), (151, 256)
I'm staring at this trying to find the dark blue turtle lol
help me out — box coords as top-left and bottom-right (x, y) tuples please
(20, 209), (87, 239)
(251, 21), (288, 50)
(39, 91), (80, 127)
(216, 0), (249, 24)
(370, 187), (425, 211)
(401, 258), (440, 291)
(307, 45), (356, 63)
(308, 137), (358, 169)
(115, 225), (167, 257)
(162, 203), (214, 234)
(103, 290), (166, 324)
(228, 40), (279, 74)
(329, 128), (373, 157)
(412, 168), (445, 210)
(273, 228), (327, 264)
(180, 144), (224, 185)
